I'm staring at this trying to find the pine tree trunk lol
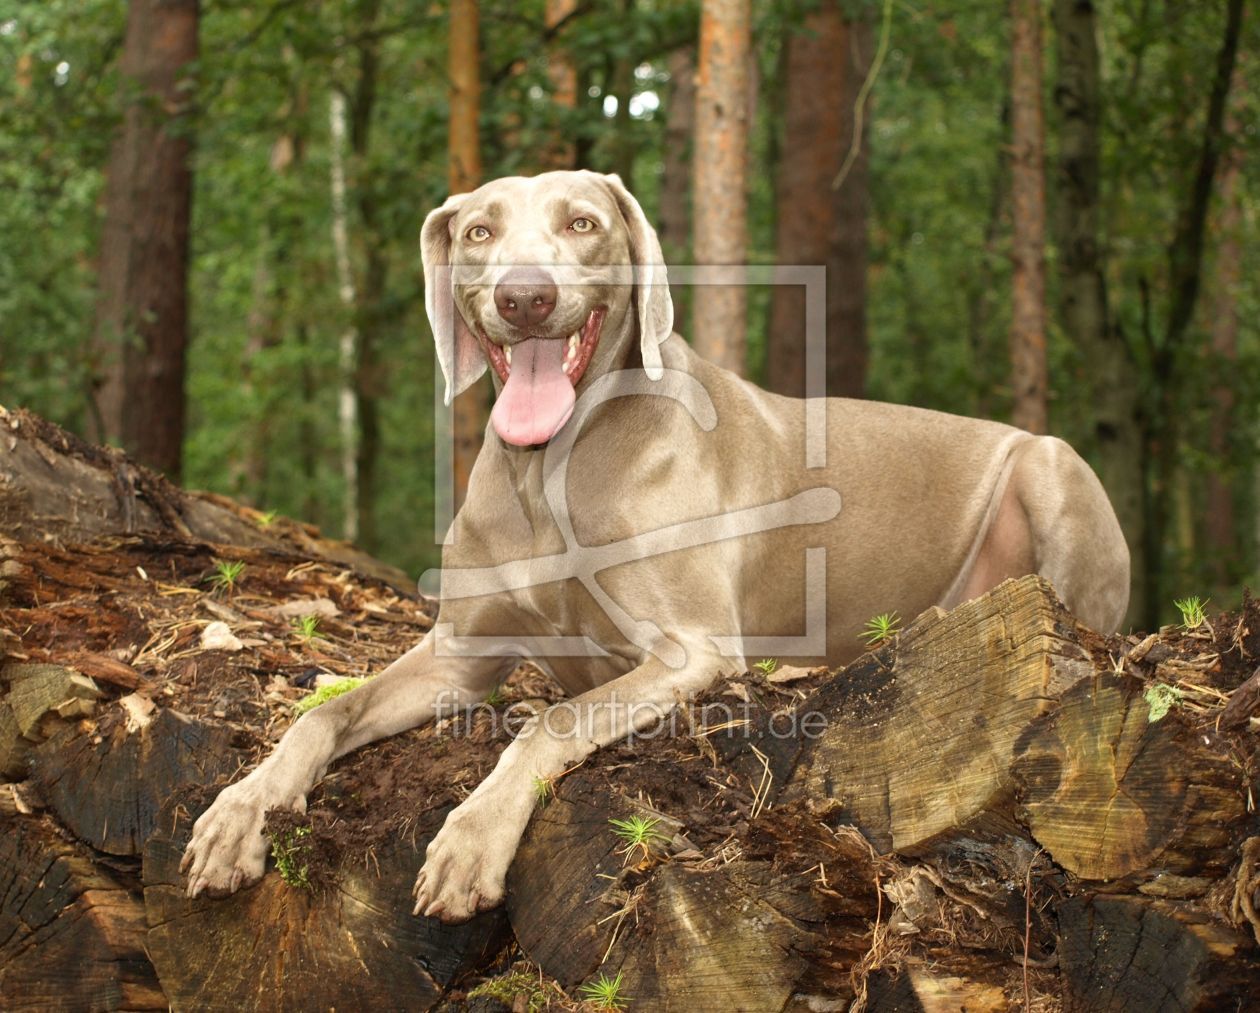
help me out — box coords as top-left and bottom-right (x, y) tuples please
(692, 0), (751, 375)
(545, 0), (578, 169)
(768, 8), (870, 399)
(450, 0), (487, 516)
(1053, 0), (1145, 626)
(89, 0), (199, 480)
(328, 86), (360, 543)
(1204, 68), (1245, 590)
(1008, 0), (1048, 435)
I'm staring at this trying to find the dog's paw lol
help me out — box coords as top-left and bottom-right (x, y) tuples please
(180, 777), (291, 899)
(411, 803), (517, 923)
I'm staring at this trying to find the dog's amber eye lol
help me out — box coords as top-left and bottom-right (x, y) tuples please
(568, 217), (595, 233)
(466, 225), (492, 242)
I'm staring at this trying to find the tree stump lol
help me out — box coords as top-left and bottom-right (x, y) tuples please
(143, 794), (510, 1011)
(0, 794), (165, 1010)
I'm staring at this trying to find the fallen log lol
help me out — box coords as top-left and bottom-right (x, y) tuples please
(0, 405), (410, 593)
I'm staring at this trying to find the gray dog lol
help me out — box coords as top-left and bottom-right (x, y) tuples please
(182, 170), (1129, 922)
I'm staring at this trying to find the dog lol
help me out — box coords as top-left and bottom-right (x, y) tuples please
(181, 170), (1129, 922)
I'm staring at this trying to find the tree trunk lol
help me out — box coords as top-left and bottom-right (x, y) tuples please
(89, 0), (199, 480)
(328, 87), (359, 543)
(349, 2), (386, 556)
(1145, 0), (1245, 626)
(769, 8), (870, 399)
(1204, 68), (1245, 591)
(450, 0), (487, 516)
(1053, 0), (1145, 627)
(1008, 0), (1048, 434)
(659, 48), (695, 322)
(544, 0), (579, 170)
(692, 0), (751, 375)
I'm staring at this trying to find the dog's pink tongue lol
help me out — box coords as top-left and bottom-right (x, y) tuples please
(491, 337), (575, 446)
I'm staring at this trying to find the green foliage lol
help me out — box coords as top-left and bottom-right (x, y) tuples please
(485, 684), (507, 708)
(753, 658), (778, 675)
(1144, 682), (1183, 723)
(1173, 596), (1209, 631)
(291, 614), (324, 642)
(609, 814), (667, 865)
(268, 825), (311, 889)
(578, 970), (630, 1010)
(532, 775), (553, 806)
(208, 559), (246, 594)
(860, 612), (901, 647)
(294, 676), (365, 715)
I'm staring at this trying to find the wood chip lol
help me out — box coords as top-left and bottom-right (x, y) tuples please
(199, 622), (243, 652)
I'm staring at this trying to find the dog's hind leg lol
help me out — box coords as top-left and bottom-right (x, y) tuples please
(181, 632), (511, 898)
(1007, 436), (1130, 633)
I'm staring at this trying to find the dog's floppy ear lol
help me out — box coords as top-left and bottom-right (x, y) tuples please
(603, 174), (673, 380)
(421, 193), (486, 405)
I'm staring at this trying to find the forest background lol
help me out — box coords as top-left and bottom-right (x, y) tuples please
(1, 0), (1256, 629)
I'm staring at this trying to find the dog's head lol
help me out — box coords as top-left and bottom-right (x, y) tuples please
(421, 170), (673, 447)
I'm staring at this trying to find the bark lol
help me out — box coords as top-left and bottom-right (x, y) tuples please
(768, 7), (870, 399)
(607, 0), (637, 182)
(89, 0), (199, 480)
(692, 0), (751, 375)
(1008, 0), (1048, 434)
(1145, 0), (1245, 626)
(1204, 69), (1245, 589)
(1053, 0), (1145, 626)
(659, 47), (695, 319)
(449, 0), (487, 515)
(966, 99), (1010, 419)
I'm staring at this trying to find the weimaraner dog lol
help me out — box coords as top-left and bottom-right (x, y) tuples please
(182, 170), (1129, 922)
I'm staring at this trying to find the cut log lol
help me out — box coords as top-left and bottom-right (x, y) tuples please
(0, 406), (411, 593)
(1058, 895), (1260, 1011)
(143, 794), (510, 1011)
(0, 662), (103, 782)
(32, 707), (246, 855)
(0, 794), (165, 1010)
(508, 781), (882, 1010)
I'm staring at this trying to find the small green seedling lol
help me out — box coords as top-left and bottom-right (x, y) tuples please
(753, 658), (778, 675)
(485, 684), (507, 708)
(209, 559), (246, 594)
(532, 775), (554, 806)
(578, 970), (630, 1010)
(861, 611), (901, 647)
(256, 510), (278, 528)
(294, 676), (365, 715)
(291, 614), (324, 642)
(609, 814), (667, 865)
(1173, 595), (1209, 631)
(269, 825), (311, 889)
(1144, 683), (1182, 723)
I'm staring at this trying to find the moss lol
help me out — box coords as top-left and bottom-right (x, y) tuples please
(293, 677), (366, 716)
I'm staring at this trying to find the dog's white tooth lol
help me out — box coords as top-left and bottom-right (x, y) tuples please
(504, 345), (512, 366)
(568, 334), (579, 354)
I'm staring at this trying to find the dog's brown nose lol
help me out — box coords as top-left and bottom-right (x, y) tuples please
(494, 269), (557, 329)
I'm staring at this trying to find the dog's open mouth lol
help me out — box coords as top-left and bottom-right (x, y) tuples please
(480, 307), (605, 447)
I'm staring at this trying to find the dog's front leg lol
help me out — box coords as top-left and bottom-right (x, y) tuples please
(181, 632), (508, 898)
(412, 642), (732, 922)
